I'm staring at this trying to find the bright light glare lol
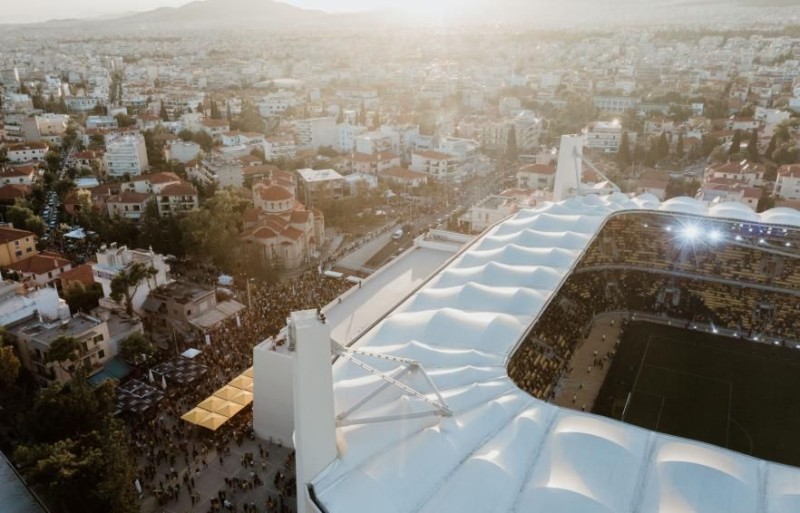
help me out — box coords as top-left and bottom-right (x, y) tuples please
(708, 230), (722, 242)
(682, 225), (701, 240)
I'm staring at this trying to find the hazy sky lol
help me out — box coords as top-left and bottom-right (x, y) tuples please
(2, 0), (388, 24)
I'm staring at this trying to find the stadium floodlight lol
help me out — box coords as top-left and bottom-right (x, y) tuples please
(735, 235), (744, 241)
(758, 238), (766, 244)
(786, 242), (792, 247)
(665, 226), (673, 232)
(708, 230), (723, 242)
(681, 224), (701, 240)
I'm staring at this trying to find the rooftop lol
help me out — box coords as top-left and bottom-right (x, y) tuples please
(311, 193), (800, 513)
(297, 168), (343, 183)
(12, 314), (103, 347)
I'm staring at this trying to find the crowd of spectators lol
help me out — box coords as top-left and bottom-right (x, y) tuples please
(509, 212), (800, 401)
(582, 213), (800, 289)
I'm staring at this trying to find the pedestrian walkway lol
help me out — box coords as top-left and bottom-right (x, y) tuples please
(141, 432), (295, 513)
(553, 313), (626, 412)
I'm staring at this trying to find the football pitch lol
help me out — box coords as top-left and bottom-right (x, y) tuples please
(592, 321), (800, 467)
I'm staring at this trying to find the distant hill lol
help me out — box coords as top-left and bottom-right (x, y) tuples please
(108, 0), (328, 28)
(1, 0), (794, 31)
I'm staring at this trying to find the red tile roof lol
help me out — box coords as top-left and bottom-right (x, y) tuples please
(8, 253), (71, 275)
(415, 150), (452, 160)
(107, 191), (151, 204)
(259, 185), (293, 202)
(58, 263), (96, 287)
(160, 182), (197, 196)
(0, 184), (32, 202)
(0, 226), (35, 244)
(1, 166), (36, 177)
(519, 164), (556, 175)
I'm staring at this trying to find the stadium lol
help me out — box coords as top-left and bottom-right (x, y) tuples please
(275, 138), (800, 513)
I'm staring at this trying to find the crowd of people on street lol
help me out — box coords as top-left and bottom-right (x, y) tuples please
(125, 270), (354, 513)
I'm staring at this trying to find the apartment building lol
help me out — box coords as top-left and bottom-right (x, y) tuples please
(105, 133), (149, 177)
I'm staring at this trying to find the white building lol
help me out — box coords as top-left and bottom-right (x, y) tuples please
(594, 95), (638, 113)
(65, 96), (101, 112)
(91, 244), (172, 315)
(410, 151), (458, 181)
(774, 164), (800, 201)
(5, 142), (48, 164)
(263, 134), (297, 161)
(0, 68), (20, 88)
(165, 141), (202, 164)
(585, 121), (628, 153)
(438, 137), (480, 163)
(512, 110), (546, 151)
(517, 163), (557, 191)
(105, 133), (149, 177)
(294, 117), (336, 150)
(336, 123), (367, 154)
(86, 116), (119, 130)
(296, 168), (344, 207)
(354, 132), (393, 156)
(257, 92), (299, 117)
(379, 124), (420, 161)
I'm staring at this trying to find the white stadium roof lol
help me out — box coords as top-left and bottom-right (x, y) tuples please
(312, 193), (800, 513)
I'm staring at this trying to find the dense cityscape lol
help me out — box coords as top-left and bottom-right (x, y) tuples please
(2, 1), (800, 512)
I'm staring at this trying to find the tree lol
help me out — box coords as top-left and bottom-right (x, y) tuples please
(178, 128), (194, 142)
(118, 332), (155, 365)
(765, 134), (778, 160)
(114, 113), (136, 128)
(0, 345), (20, 387)
(358, 101), (367, 126)
(63, 282), (104, 313)
(210, 98), (222, 119)
(89, 133), (106, 150)
(142, 129), (165, 169)
(24, 215), (46, 237)
(45, 151), (62, 172)
(506, 124), (518, 162)
(657, 132), (670, 161)
(6, 199), (34, 228)
(193, 130), (213, 151)
(747, 129), (759, 162)
(109, 262), (157, 315)
(675, 133), (685, 160)
(700, 134), (721, 158)
(617, 131), (631, 166)
(47, 336), (80, 374)
(729, 129), (742, 158)
(159, 103), (169, 122)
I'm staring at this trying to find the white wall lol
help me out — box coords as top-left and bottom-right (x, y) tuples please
(253, 341), (296, 447)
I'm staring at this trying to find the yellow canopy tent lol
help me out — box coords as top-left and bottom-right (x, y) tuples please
(181, 407), (212, 425)
(213, 385), (242, 401)
(197, 396), (228, 413)
(229, 389), (253, 406)
(229, 375), (253, 391)
(196, 412), (229, 431)
(214, 400), (245, 418)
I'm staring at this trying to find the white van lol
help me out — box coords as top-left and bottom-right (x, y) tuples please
(392, 229), (404, 240)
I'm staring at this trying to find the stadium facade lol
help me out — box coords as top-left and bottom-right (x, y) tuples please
(263, 136), (800, 513)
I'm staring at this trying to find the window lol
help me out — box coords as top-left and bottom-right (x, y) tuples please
(98, 350), (105, 359)
(93, 334), (104, 343)
(15, 251), (22, 257)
